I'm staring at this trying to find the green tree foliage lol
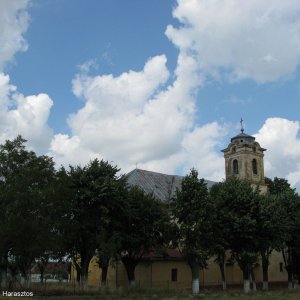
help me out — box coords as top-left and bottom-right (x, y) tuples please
(267, 177), (300, 288)
(61, 159), (125, 290)
(213, 176), (260, 293)
(0, 136), (58, 287)
(210, 182), (230, 290)
(119, 186), (170, 287)
(265, 177), (293, 194)
(95, 171), (128, 288)
(256, 193), (288, 290)
(172, 169), (214, 294)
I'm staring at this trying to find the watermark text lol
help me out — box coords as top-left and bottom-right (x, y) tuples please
(2, 291), (33, 297)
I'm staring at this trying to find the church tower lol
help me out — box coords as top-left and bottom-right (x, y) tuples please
(221, 119), (267, 193)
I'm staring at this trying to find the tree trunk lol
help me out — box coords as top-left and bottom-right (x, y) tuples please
(27, 269), (31, 288)
(101, 265), (108, 288)
(0, 255), (8, 289)
(242, 266), (251, 293)
(19, 258), (32, 288)
(218, 259), (226, 290)
(81, 258), (91, 290)
(76, 269), (81, 289)
(262, 280), (269, 290)
(251, 270), (257, 292)
(37, 258), (48, 284)
(188, 259), (200, 294)
(81, 274), (88, 290)
(1, 268), (7, 289)
(21, 272), (31, 288)
(40, 271), (44, 284)
(123, 260), (136, 287)
(287, 268), (293, 289)
(98, 255), (109, 288)
(261, 251), (269, 290)
(282, 248), (294, 289)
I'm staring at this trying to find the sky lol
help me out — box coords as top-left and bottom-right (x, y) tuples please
(1, 0), (300, 191)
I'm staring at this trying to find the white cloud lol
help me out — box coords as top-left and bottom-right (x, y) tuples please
(255, 118), (300, 191)
(0, 73), (53, 153)
(50, 53), (226, 180)
(0, 1), (54, 153)
(133, 122), (227, 181)
(166, 0), (300, 83)
(180, 122), (227, 180)
(78, 59), (98, 74)
(51, 55), (180, 167)
(0, 0), (30, 71)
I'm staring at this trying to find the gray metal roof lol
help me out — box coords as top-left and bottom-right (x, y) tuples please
(126, 168), (216, 203)
(230, 132), (255, 143)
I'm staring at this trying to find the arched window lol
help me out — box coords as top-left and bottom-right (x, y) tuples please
(233, 159), (239, 174)
(252, 159), (258, 175)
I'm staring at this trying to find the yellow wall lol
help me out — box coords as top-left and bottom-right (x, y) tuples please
(71, 250), (288, 290)
(268, 251), (287, 283)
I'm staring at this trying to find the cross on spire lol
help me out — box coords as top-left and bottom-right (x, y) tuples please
(240, 118), (244, 133)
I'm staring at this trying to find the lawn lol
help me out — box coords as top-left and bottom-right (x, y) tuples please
(1, 288), (300, 300)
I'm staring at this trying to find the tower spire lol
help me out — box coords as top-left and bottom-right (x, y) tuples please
(240, 118), (244, 133)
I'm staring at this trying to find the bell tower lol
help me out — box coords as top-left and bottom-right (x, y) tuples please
(221, 119), (267, 193)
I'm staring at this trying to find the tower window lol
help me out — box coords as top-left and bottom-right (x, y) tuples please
(232, 146), (236, 153)
(252, 159), (258, 175)
(233, 159), (239, 174)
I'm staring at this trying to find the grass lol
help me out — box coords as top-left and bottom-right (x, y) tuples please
(0, 283), (299, 299)
(1, 288), (300, 300)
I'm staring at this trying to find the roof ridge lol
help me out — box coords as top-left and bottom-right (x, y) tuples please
(128, 168), (183, 178)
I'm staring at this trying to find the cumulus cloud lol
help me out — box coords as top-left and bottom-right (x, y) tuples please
(0, 1), (55, 153)
(129, 122), (227, 181)
(0, 73), (53, 153)
(49, 53), (225, 180)
(179, 122), (227, 180)
(255, 118), (300, 191)
(50, 55), (181, 166)
(0, 0), (30, 71)
(166, 0), (300, 83)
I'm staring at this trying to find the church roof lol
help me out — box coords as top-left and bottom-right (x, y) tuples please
(230, 132), (255, 143)
(126, 168), (216, 203)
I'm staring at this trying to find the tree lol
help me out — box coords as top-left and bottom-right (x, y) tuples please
(95, 173), (128, 288)
(62, 159), (123, 290)
(255, 193), (287, 290)
(293, 235), (300, 284)
(119, 186), (170, 287)
(210, 182), (230, 290)
(0, 136), (58, 287)
(215, 176), (260, 293)
(172, 169), (214, 294)
(267, 178), (300, 288)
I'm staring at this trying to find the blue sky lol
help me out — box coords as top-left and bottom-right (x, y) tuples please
(1, 0), (300, 191)
(9, 0), (178, 132)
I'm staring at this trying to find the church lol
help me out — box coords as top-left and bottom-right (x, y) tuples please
(71, 127), (287, 289)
